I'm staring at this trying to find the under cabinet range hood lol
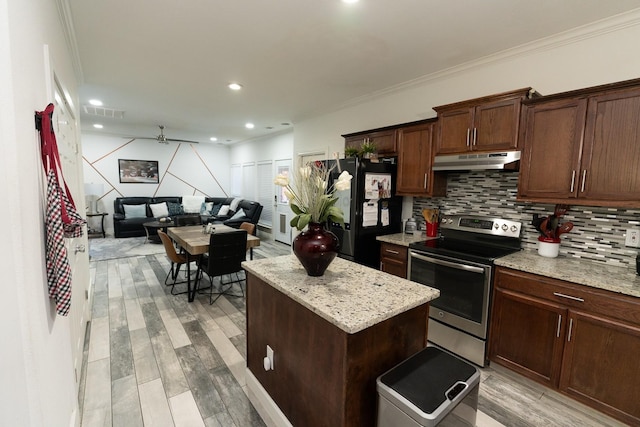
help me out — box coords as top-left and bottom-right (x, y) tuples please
(432, 151), (521, 171)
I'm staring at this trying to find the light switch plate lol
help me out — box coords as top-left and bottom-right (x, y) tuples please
(625, 228), (640, 247)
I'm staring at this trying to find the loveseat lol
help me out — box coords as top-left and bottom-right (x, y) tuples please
(113, 196), (262, 238)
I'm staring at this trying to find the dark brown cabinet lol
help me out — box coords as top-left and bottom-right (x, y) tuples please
(518, 79), (640, 208)
(396, 121), (447, 197)
(379, 242), (408, 278)
(434, 88), (533, 155)
(490, 267), (640, 425)
(344, 129), (397, 156)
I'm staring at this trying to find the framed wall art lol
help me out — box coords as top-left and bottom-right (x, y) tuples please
(118, 159), (159, 184)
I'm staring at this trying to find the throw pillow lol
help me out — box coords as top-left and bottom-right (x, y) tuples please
(200, 202), (214, 214)
(150, 202), (169, 218)
(210, 203), (222, 216)
(167, 202), (183, 216)
(182, 195), (205, 214)
(229, 209), (245, 220)
(123, 204), (147, 218)
(229, 197), (243, 212)
(218, 205), (230, 216)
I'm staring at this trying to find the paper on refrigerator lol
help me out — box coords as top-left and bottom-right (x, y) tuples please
(362, 201), (378, 227)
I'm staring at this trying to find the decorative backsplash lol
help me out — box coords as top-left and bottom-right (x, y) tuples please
(412, 171), (640, 267)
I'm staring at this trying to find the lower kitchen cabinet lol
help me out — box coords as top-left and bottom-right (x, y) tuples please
(489, 267), (640, 425)
(379, 242), (407, 278)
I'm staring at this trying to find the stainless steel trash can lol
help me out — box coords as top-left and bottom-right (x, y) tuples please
(376, 346), (480, 427)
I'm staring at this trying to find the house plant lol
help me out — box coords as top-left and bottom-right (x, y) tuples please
(274, 161), (352, 276)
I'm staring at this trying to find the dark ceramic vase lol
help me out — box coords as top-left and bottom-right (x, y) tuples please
(293, 222), (340, 276)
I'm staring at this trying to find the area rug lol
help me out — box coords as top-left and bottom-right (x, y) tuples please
(89, 237), (166, 261)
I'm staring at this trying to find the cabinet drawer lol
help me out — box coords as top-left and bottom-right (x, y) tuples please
(380, 242), (407, 262)
(495, 267), (640, 325)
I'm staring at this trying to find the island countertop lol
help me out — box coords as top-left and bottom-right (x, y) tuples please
(242, 255), (440, 334)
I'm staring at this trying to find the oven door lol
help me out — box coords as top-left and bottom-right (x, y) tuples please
(408, 250), (492, 339)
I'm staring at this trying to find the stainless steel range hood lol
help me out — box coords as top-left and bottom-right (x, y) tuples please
(432, 151), (521, 171)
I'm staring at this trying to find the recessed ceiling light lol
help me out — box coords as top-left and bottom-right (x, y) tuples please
(93, 124), (103, 129)
(342, 0), (359, 4)
(245, 123), (255, 129)
(228, 83), (243, 91)
(89, 99), (103, 106)
(210, 137), (218, 142)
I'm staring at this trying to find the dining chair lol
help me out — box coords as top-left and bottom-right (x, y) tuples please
(157, 230), (191, 295)
(239, 221), (256, 235)
(175, 214), (202, 226)
(196, 229), (247, 304)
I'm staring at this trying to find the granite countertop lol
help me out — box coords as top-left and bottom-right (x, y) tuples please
(495, 250), (640, 299)
(377, 232), (437, 247)
(242, 255), (440, 334)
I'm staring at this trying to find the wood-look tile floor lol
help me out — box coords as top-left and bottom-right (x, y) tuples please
(80, 238), (626, 427)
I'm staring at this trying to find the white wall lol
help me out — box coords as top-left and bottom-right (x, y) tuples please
(82, 133), (231, 235)
(230, 130), (293, 165)
(293, 12), (640, 159)
(1, 0), (82, 426)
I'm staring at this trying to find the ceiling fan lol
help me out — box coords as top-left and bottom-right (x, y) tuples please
(133, 125), (200, 144)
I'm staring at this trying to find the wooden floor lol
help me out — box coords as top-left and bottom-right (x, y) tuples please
(80, 235), (626, 426)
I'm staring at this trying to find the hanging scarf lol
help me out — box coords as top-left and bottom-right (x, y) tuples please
(36, 103), (87, 316)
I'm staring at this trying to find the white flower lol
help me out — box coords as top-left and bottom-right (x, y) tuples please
(274, 174), (289, 187)
(334, 171), (352, 191)
(299, 166), (311, 179)
(283, 188), (294, 201)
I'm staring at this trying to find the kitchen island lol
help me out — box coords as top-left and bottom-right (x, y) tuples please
(242, 255), (439, 427)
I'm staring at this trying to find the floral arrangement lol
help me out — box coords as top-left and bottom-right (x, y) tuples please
(274, 161), (352, 231)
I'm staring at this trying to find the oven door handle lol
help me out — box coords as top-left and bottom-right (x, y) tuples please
(410, 251), (485, 274)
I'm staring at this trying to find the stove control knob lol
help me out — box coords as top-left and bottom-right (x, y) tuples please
(501, 224), (508, 231)
(494, 223), (499, 229)
(510, 225), (519, 233)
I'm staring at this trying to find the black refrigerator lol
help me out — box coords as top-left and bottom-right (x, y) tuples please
(326, 157), (403, 269)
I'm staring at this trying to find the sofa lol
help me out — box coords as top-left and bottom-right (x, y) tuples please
(113, 196), (262, 238)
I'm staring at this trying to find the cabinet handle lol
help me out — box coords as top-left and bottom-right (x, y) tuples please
(424, 173), (428, 189)
(466, 128), (470, 147)
(380, 261), (383, 270)
(556, 314), (562, 338)
(385, 249), (400, 255)
(553, 292), (584, 302)
(567, 318), (574, 342)
(570, 170), (576, 193)
(472, 128), (477, 146)
(580, 170), (587, 192)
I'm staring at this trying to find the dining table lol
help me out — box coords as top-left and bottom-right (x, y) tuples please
(167, 224), (260, 302)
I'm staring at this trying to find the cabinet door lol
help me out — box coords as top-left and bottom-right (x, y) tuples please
(580, 88), (640, 203)
(368, 130), (397, 154)
(560, 311), (640, 425)
(380, 242), (407, 278)
(489, 288), (566, 387)
(397, 123), (433, 195)
(517, 98), (587, 200)
(436, 108), (472, 154)
(344, 135), (364, 151)
(473, 98), (522, 151)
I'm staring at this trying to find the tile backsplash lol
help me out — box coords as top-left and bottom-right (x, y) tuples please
(412, 171), (640, 267)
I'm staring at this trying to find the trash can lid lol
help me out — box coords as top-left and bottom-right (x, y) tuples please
(379, 346), (477, 414)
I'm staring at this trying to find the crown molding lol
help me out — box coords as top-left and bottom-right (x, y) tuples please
(326, 8), (640, 114)
(55, 0), (84, 83)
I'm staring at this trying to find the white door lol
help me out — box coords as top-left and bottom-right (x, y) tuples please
(53, 76), (91, 393)
(274, 159), (292, 244)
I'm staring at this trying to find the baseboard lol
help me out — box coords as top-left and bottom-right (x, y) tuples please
(245, 368), (292, 427)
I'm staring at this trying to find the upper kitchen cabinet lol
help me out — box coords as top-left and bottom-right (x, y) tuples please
(518, 78), (640, 208)
(396, 120), (447, 197)
(344, 128), (397, 156)
(433, 88), (536, 155)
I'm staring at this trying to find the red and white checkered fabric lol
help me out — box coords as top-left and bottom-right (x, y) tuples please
(37, 103), (87, 316)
